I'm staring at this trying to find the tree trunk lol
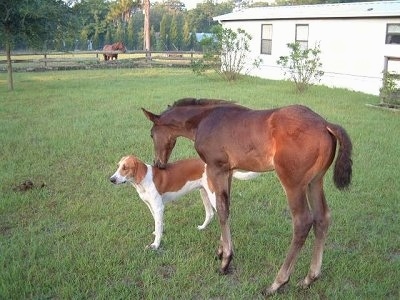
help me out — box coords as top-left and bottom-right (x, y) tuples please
(143, 0), (151, 58)
(6, 39), (14, 91)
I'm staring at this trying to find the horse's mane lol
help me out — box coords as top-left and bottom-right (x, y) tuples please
(171, 98), (236, 108)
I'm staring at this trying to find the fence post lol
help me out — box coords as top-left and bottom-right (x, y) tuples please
(145, 49), (151, 62)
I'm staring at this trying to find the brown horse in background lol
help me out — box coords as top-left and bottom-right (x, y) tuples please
(103, 42), (126, 61)
(142, 98), (352, 296)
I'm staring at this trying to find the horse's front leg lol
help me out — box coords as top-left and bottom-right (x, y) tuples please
(208, 167), (233, 274)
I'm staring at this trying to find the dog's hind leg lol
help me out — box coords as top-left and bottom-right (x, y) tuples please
(197, 188), (215, 230)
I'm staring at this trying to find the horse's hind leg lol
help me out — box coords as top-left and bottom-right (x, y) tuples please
(265, 186), (313, 296)
(206, 166), (233, 274)
(300, 178), (331, 288)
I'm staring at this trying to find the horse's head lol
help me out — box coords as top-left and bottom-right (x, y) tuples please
(142, 99), (232, 168)
(115, 42), (127, 53)
(142, 108), (177, 169)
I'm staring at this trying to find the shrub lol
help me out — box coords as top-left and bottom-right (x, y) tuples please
(191, 25), (261, 80)
(277, 42), (324, 93)
(380, 71), (400, 106)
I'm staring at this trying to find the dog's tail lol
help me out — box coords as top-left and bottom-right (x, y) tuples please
(232, 171), (260, 180)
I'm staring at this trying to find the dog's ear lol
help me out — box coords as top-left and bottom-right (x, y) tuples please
(141, 108), (160, 124)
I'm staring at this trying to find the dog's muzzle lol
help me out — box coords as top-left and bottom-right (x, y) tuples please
(110, 176), (117, 184)
(110, 173), (127, 184)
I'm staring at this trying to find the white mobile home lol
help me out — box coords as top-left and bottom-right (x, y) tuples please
(214, 1), (400, 95)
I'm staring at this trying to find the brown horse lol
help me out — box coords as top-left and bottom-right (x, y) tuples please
(142, 98), (352, 296)
(103, 41), (126, 61)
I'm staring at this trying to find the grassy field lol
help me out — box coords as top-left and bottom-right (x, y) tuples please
(0, 68), (399, 299)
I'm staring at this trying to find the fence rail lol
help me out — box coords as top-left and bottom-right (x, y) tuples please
(0, 50), (203, 72)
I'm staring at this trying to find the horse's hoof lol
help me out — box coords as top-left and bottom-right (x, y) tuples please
(218, 265), (232, 275)
(218, 256), (233, 275)
(215, 253), (223, 261)
(261, 287), (275, 298)
(297, 273), (320, 289)
(262, 280), (290, 297)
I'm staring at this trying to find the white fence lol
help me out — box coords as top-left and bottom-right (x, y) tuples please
(0, 50), (203, 71)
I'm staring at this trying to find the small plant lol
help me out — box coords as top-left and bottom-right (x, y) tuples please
(191, 25), (262, 81)
(277, 42), (324, 93)
(380, 71), (400, 106)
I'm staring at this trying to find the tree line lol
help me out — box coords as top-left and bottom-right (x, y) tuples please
(0, 0), (234, 52)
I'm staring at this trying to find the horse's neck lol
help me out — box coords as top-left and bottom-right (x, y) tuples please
(177, 106), (222, 139)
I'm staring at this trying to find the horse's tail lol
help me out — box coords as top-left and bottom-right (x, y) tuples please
(327, 123), (353, 190)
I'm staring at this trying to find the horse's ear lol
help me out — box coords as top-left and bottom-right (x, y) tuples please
(141, 108), (160, 124)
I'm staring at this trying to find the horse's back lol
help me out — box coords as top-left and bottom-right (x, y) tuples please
(195, 104), (336, 174)
(270, 105), (329, 135)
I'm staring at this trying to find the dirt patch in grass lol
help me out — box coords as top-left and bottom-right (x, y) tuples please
(13, 180), (46, 192)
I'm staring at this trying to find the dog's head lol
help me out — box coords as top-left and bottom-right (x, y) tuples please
(110, 155), (140, 185)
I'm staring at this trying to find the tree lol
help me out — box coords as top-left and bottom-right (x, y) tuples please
(127, 16), (136, 49)
(188, 0), (233, 33)
(143, 0), (151, 51)
(107, 0), (140, 23)
(72, 0), (110, 50)
(182, 17), (192, 50)
(115, 21), (126, 43)
(0, 0), (72, 90)
(105, 27), (112, 45)
(158, 14), (170, 50)
(169, 14), (183, 50)
(163, 0), (185, 12)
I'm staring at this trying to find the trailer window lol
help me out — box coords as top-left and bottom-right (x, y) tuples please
(386, 24), (400, 44)
(261, 24), (273, 55)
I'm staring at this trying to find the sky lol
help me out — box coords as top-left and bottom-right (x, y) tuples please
(156, 0), (230, 10)
(181, 0), (202, 10)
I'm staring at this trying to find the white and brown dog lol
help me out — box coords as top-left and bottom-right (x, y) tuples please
(110, 155), (258, 249)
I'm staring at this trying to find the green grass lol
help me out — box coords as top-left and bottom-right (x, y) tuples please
(1, 68), (399, 299)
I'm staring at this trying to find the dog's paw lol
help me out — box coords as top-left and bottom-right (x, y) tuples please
(197, 225), (206, 230)
(145, 243), (159, 250)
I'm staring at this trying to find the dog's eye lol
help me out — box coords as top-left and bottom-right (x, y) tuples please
(122, 164), (127, 171)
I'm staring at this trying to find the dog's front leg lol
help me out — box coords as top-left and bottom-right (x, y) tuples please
(147, 199), (164, 250)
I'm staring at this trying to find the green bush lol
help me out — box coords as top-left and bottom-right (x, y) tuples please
(380, 71), (400, 106)
(191, 25), (261, 80)
(277, 42), (324, 93)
